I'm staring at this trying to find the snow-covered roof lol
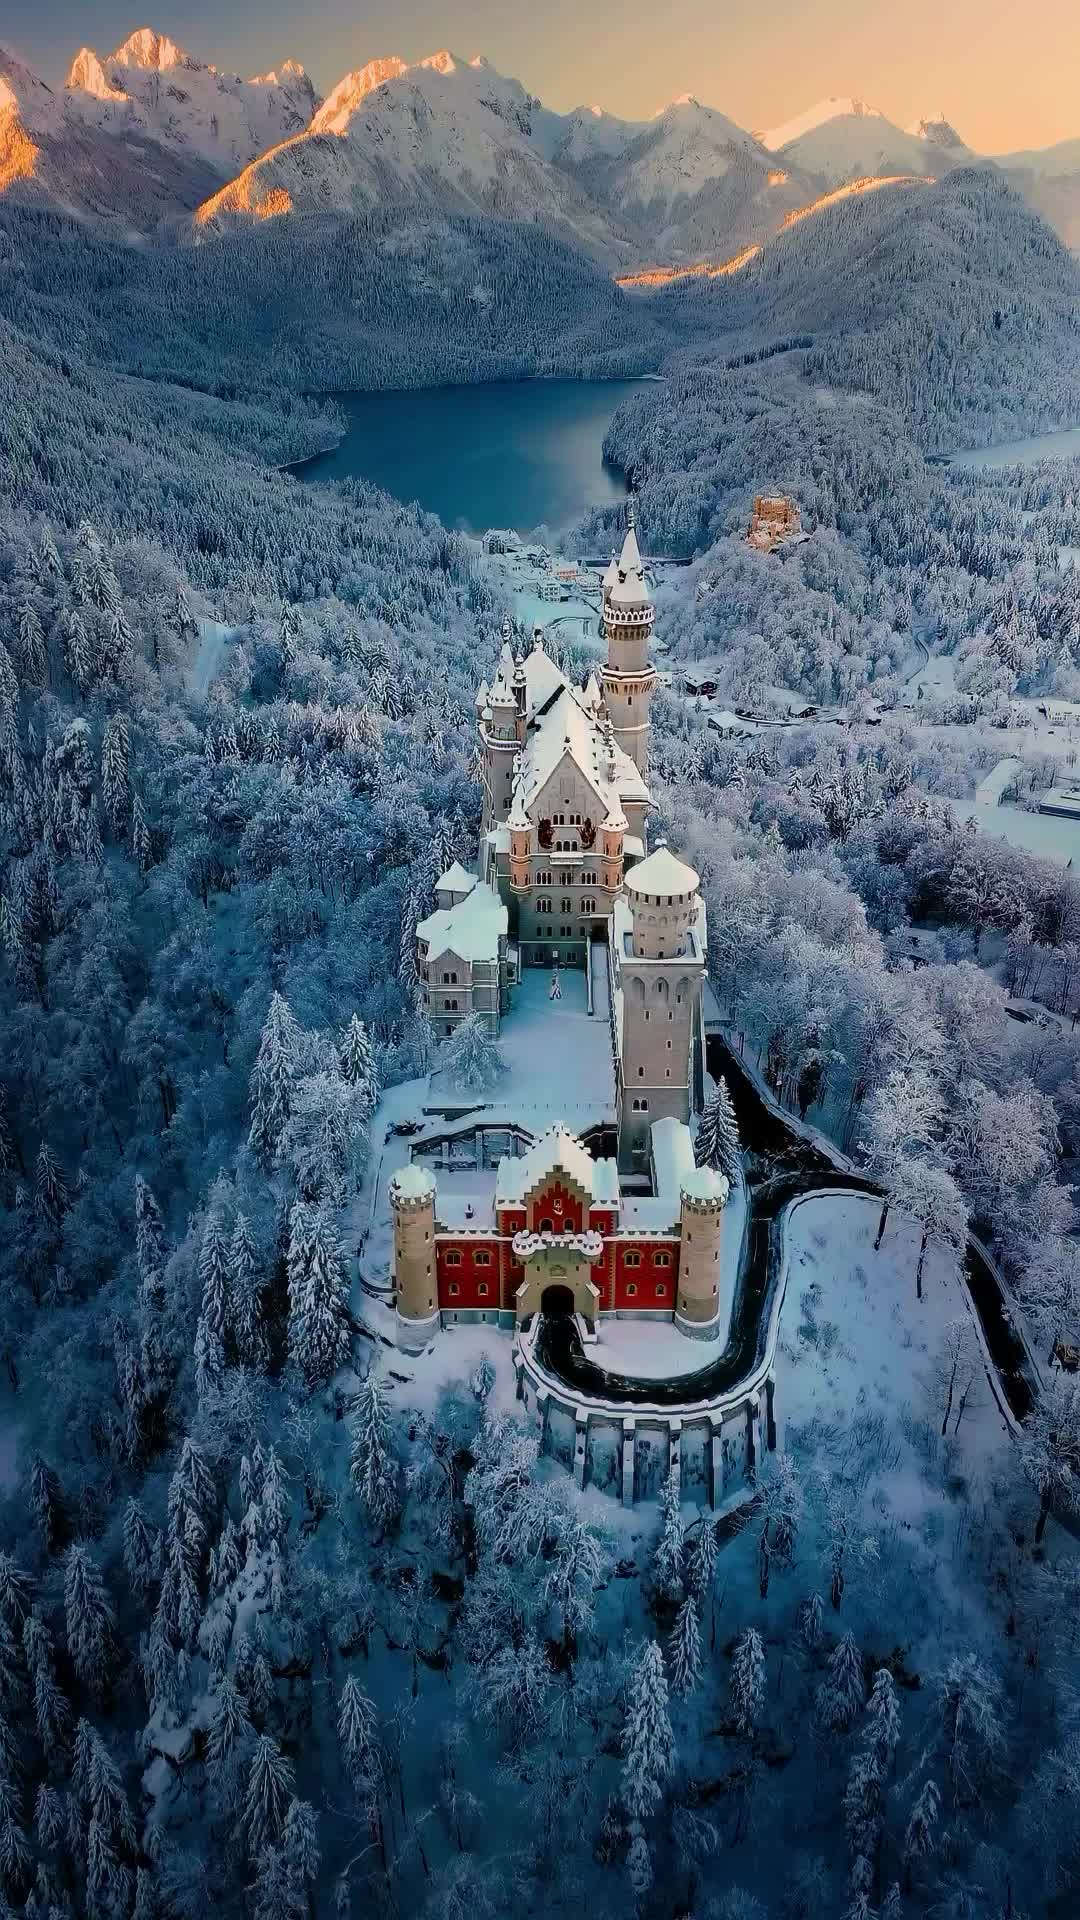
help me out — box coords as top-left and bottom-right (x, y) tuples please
(606, 521), (652, 611)
(680, 1164), (729, 1206)
(417, 879), (506, 964)
(436, 861), (476, 897)
(391, 1164), (437, 1202)
(520, 633), (569, 718)
(495, 1126), (609, 1205)
(625, 843), (700, 899)
(514, 685), (650, 822)
(650, 1116), (697, 1196)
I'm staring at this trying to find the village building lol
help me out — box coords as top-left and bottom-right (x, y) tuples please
(398, 504), (730, 1354)
(746, 493), (802, 551)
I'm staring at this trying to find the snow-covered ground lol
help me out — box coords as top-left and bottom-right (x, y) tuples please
(949, 426), (1080, 469)
(190, 618), (238, 696)
(589, 1318), (720, 1378)
(429, 965), (616, 1130)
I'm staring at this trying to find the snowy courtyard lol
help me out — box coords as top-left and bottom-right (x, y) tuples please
(428, 964), (617, 1132)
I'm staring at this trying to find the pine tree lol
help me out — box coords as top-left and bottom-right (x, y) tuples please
(337, 1675), (380, 1799)
(288, 1205), (350, 1387)
(349, 1374), (398, 1528)
(134, 1176), (167, 1301)
(440, 1014), (503, 1092)
(230, 1213), (269, 1373)
(195, 1184), (230, 1401)
(652, 1471), (685, 1603)
(28, 1455), (64, 1556)
(22, 1613), (70, 1750)
(35, 1144), (68, 1231)
(621, 1641), (675, 1820)
(817, 1632), (867, 1734)
(695, 1077), (740, 1181)
(903, 1778), (940, 1873)
(16, 604), (46, 688)
(131, 793), (152, 872)
(685, 1520), (717, 1602)
(340, 1014), (379, 1116)
(260, 1449), (290, 1544)
(865, 1666), (901, 1771)
(283, 1798), (320, 1894)
(207, 1677), (254, 1807)
(122, 1500), (160, 1598)
(249, 993), (300, 1170)
(729, 1627), (766, 1736)
(63, 1545), (114, 1693)
(669, 1593), (702, 1698)
(253, 1845), (305, 1920)
(243, 1736), (295, 1860)
(626, 1829), (653, 1899)
(100, 713), (129, 835)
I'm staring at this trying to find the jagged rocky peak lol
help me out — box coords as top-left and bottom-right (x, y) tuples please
(310, 58), (409, 134)
(758, 96), (885, 151)
(111, 27), (193, 72)
(66, 47), (125, 98)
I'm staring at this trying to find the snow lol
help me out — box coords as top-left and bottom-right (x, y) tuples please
(190, 618), (236, 696)
(435, 859), (476, 897)
(430, 965), (617, 1131)
(494, 1124), (604, 1203)
(624, 843), (699, 898)
(592, 1317), (719, 1379)
(771, 111), (940, 188)
(759, 97), (884, 152)
(648, 1115), (696, 1197)
(949, 426), (1080, 469)
(390, 1163), (437, 1202)
(416, 877), (506, 964)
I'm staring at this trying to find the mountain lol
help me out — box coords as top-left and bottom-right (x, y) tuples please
(769, 105), (956, 189)
(65, 27), (318, 181)
(0, 41), (226, 226)
(559, 94), (816, 261)
(758, 96), (885, 152)
(995, 139), (1080, 252)
(194, 49), (626, 261)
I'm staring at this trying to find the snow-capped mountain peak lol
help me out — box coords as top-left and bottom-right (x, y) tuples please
(311, 58), (408, 135)
(66, 48), (126, 101)
(111, 28), (191, 73)
(758, 96), (884, 153)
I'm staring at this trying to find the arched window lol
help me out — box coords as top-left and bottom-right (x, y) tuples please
(655, 977), (670, 1003)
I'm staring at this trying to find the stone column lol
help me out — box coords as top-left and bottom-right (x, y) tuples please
(764, 1376), (777, 1454)
(621, 1418), (637, 1508)
(574, 1412), (588, 1490)
(744, 1398), (758, 1477)
(709, 1416), (725, 1510)
(667, 1419), (682, 1500)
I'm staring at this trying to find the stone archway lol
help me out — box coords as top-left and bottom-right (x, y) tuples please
(541, 1283), (575, 1318)
(515, 1242), (600, 1326)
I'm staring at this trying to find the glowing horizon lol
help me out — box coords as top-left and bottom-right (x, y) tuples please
(7, 0), (1080, 158)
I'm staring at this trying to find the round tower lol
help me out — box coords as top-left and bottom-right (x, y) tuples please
(617, 842), (705, 1171)
(601, 499), (657, 775)
(677, 1166), (729, 1338)
(624, 842), (700, 961)
(391, 1164), (439, 1352)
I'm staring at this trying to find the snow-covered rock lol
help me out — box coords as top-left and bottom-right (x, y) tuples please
(195, 47), (623, 260)
(771, 108), (951, 189)
(906, 112), (968, 151)
(65, 25), (319, 182)
(758, 96), (885, 153)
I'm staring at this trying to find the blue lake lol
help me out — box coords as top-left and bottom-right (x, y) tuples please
(292, 379), (646, 534)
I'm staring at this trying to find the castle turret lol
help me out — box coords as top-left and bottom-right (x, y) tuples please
(391, 1164), (439, 1351)
(617, 842), (705, 1170)
(601, 498), (657, 776)
(677, 1165), (729, 1338)
(480, 669), (520, 834)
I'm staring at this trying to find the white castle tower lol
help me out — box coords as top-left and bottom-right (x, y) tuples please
(601, 498), (657, 776)
(616, 842), (706, 1171)
(390, 1164), (439, 1352)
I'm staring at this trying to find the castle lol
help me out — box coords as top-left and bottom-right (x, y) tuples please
(396, 507), (733, 1354)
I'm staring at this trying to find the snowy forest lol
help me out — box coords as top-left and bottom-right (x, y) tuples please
(2, 155), (1080, 1920)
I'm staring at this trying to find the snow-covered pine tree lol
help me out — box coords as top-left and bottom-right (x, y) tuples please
(206, 1676), (254, 1809)
(669, 1593), (702, 1698)
(35, 1143), (68, 1231)
(439, 1014), (503, 1092)
(134, 1175), (167, 1301)
(817, 1631), (867, 1733)
(16, 603), (46, 688)
(621, 1640), (675, 1820)
(63, 1545), (114, 1693)
(195, 1183), (231, 1401)
(903, 1778), (940, 1872)
(288, 1205), (350, 1386)
(864, 1666), (901, 1771)
(349, 1373), (398, 1528)
(22, 1612), (70, 1750)
(122, 1500), (159, 1598)
(100, 713), (129, 835)
(259, 1449), (290, 1545)
(652, 1471), (685, 1603)
(29, 1455), (64, 1556)
(695, 1077), (740, 1181)
(339, 1014), (379, 1116)
(729, 1627), (766, 1736)
(243, 1736), (295, 1860)
(230, 1212), (269, 1373)
(282, 1798), (320, 1895)
(337, 1674), (380, 1800)
(249, 992), (301, 1170)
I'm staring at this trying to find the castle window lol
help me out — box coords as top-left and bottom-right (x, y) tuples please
(625, 1252), (642, 1269)
(442, 971), (458, 985)
(475, 1251), (492, 1267)
(445, 1250), (462, 1267)
(448, 1281), (460, 1298)
(656, 1283), (668, 1298)
(477, 1282), (489, 1298)
(638, 1066), (645, 1078)
(539, 1218), (554, 1234)
(626, 1281), (638, 1297)
(655, 1252), (672, 1269)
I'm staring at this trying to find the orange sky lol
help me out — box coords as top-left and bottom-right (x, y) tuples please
(13, 0), (1080, 156)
